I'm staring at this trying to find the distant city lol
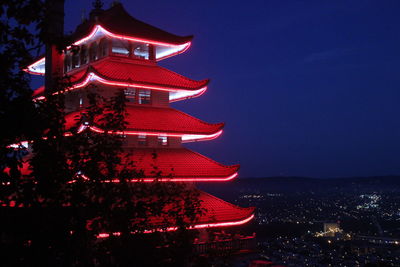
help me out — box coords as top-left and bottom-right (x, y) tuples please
(199, 176), (400, 266)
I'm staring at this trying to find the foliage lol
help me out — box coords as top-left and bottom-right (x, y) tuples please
(0, 0), (44, 190)
(0, 1), (204, 266)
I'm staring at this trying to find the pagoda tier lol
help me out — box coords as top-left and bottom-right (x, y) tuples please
(64, 105), (224, 143)
(194, 191), (254, 228)
(96, 190), (255, 237)
(32, 57), (209, 102)
(22, 2), (255, 232)
(13, 148), (239, 182)
(72, 4), (192, 46)
(25, 4), (193, 75)
(113, 148), (239, 182)
(145, 190), (255, 231)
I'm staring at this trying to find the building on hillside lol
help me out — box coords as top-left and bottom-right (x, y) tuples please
(25, 1), (255, 250)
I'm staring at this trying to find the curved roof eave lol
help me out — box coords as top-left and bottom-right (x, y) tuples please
(72, 3), (193, 46)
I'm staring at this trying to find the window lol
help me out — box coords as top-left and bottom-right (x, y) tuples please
(80, 45), (89, 65)
(112, 39), (129, 56)
(79, 97), (83, 107)
(138, 134), (147, 146)
(158, 135), (168, 146)
(99, 38), (109, 58)
(124, 88), (136, 102)
(72, 50), (80, 69)
(138, 89), (151, 104)
(64, 54), (72, 72)
(89, 42), (98, 62)
(133, 43), (149, 59)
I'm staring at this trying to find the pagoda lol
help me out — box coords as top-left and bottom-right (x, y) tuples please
(25, 3), (254, 235)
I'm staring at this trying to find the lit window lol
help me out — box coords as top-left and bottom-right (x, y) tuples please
(72, 51), (80, 68)
(80, 45), (89, 65)
(89, 42), (98, 62)
(112, 39), (129, 55)
(124, 88), (136, 102)
(158, 136), (168, 146)
(64, 54), (72, 72)
(79, 98), (83, 107)
(138, 89), (151, 104)
(133, 43), (149, 59)
(99, 38), (109, 58)
(138, 134), (147, 146)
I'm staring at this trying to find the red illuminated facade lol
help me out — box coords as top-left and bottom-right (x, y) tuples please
(26, 3), (254, 232)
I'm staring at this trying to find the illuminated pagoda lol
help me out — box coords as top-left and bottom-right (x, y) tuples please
(25, 3), (254, 238)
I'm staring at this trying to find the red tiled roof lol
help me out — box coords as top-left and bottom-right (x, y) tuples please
(81, 58), (209, 90)
(17, 148), (238, 181)
(125, 106), (223, 135)
(120, 148), (239, 181)
(65, 106), (223, 136)
(73, 4), (192, 46)
(148, 190), (255, 228)
(33, 58), (208, 98)
(196, 190), (255, 225)
(4, 160), (31, 177)
(32, 86), (44, 97)
(64, 112), (82, 130)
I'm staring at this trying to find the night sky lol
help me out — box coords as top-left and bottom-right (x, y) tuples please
(31, 0), (400, 178)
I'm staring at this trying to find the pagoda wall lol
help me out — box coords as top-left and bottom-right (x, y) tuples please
(151, 90), (169, 107)
(64, 84), (170, 113)
(65, 90), (83, 113)
(123, 136), (181, 149)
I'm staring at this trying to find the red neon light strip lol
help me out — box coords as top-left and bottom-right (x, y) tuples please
(68, 172), (238, 184)
(115, 172), (238, 183)
(26, 25), (191, 75)
(144, 213), (255, 233)
(74, 25), (191, 48)
(24, 57), (45, 76)
(31, 72), (205, 102)
(32, 72), (207, 102)
(156, 43), (191, 61)
(96, 214), (255, 238)
(76, 72), (207, 94)
(34, 96), (46, 101)
(188, 213), (255, 230)
(87, 125), (222, 142)
(181, 130), (223, 143)
(72, 25), (191, 62)
(7, 141), (29, 149)
(169, 85), (208, 102)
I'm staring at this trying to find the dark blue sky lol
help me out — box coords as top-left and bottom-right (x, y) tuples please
(31, 0), (400, 178)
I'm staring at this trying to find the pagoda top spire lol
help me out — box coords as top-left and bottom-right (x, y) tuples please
(24, 2), (194, 74)
(92, 0), (104, 10)
(111, 0), (120, 6)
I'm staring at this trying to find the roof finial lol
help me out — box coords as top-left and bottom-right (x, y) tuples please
(92, 0), (104, 10)
(81, 9), (86, 22)
(112, 0), (120, 6)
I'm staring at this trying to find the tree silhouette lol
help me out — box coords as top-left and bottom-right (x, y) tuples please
(0, 1), (204, 266)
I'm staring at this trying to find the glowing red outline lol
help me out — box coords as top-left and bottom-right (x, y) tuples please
(85, 125), (222, 142)
(96, 214), (255, 238)
(181, 130), (223, 143)
(177, 213), (255, 231)
(7, 141), (29, 149)
(24, 57), (45, 76)
(169, 86), (207, 102)
(73, 25), (191, 61)
(68, 171), (238, 184)
(25, 25), (191, 75)
(104, 172), (238, 183)
(74, 25), (191, 49)
(76, 73), (207, 97)
(31, 72), (207, 102)
(33, 73), (207, 102)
